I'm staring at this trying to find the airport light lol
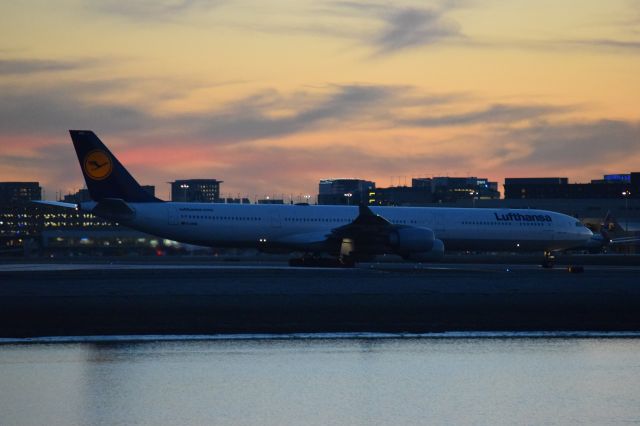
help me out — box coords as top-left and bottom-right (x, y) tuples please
(344, 192), (353, 205)
(304, 194), (311, 204)
(180, 183), (189, 202)
(470, 190), (479, 208)
(622, 190), (631, 231)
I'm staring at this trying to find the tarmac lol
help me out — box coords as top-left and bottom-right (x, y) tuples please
(2, 259), (640, 337)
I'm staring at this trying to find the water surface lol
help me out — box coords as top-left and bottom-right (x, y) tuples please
(1, 337), (640, 425)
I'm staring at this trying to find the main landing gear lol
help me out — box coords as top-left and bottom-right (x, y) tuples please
(288, 238), (358, 268)
(541, 251), (555, 268)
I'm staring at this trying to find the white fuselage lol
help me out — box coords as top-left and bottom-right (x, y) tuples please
(84, 202), (593, 254)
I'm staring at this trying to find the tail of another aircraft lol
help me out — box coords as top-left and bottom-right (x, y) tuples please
(601, 211), (625, 235)
(69, 130), (161, 202)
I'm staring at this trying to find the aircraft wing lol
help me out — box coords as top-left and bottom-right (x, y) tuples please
(32, 200), (78, 209)
(609, 236), (640, 245)
(275, 230), (334, 251)
(270, 205), (397, 255)
(329, 204), (396, 253)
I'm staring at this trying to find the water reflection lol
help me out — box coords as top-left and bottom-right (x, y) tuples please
(1, 338), (640, 425)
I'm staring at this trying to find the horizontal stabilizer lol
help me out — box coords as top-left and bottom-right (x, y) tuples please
(92, 198), (136, 222)
(610, 237), (640, 245)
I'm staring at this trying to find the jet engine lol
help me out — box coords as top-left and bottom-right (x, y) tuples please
(404, 239), (445, 262)
(389, 227), (436, 253)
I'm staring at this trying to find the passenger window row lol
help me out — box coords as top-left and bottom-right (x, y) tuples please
(284, 217), (349, 223)
(181, 215), (261, 221)
(180, 215), (421, 225)
(462, 221), (512, 226)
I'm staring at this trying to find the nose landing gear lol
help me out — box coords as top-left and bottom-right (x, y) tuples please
(541, 251), (555, 268)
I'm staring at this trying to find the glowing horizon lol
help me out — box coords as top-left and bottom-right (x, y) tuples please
(1, 0), (639, 200)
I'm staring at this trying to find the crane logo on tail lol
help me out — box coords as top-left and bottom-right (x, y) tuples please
(83, 150), (113, 180)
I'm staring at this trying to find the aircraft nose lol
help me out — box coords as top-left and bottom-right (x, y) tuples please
(581, 226), (594, 240)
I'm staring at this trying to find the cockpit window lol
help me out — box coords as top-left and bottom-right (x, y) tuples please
(575, 221), (583, 227)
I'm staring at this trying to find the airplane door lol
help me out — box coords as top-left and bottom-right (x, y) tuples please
(427, 212), (445, 235)
(544, 227), (555, 241)
(270, 209), (282, 228)
(168, 206), (179, 225)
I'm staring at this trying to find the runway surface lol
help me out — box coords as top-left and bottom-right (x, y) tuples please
(2, 261), (639, 272)
(2, 261), (640, 337)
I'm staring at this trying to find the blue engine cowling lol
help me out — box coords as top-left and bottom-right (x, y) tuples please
(404, 239), (445, 262)
(389, 227), (436, 253)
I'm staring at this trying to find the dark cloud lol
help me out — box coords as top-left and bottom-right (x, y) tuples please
(188, 85), (401, 141)
(373, 7), (462, 55)
(0, 76), (567, 145)
(402, 103), (569, 127)
(0, 81), (151, 135)
(0, 78), (454, 141)
(326, 2), (639, 55)
(0, 59), (81, 75)
(503, 120), (640, 168)
(311, 1), (464, 55)
(93, 0), (224, 21)
(0, 79), (406, 141)
(563, 38), (640, 51)
(470, 37), (640, 54)
(0, 141), (80, 195)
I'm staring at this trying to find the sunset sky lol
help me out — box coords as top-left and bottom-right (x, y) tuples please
(1, 0), (639, 200)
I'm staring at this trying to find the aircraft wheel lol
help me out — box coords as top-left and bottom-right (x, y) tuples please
(541, 251), (555, 268)
(289, 256), (355, 268)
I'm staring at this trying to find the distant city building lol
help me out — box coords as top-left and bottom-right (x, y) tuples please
(1, 200), (118, 252)
(430, 177), (500, 202)
(506, 178), (570, 185)
(318, 179), (376, 205)
(62, 186), (155, 203)
(505, 174), (639, 199)
(257, 198), (284, 205)
(603, 174), (631, 183)
(0, 182), (41, 204)
(0, 201), (195, 256)
(317, 177), (499, 206)
(504, 178), (569, 199)
(219, 197), (251, 204)
(141, 185), (156, 198)
(171, 179), (221, 203)
(62, 189), (92, 204)
(372, 176), (498, 206)
(411, 178), (432, 188)
(373, 186), (433, 206)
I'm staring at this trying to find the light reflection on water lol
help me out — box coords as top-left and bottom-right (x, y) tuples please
(1, 338), (640, 426)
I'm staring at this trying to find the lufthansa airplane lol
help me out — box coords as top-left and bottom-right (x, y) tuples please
(38, 130), (593, 267)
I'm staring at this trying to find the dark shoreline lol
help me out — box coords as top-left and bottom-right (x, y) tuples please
(2, 262), (640, 338)
(2, 252), (640, 265)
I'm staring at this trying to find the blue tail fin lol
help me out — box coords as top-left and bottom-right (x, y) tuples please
(69, 130), (161, 202)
